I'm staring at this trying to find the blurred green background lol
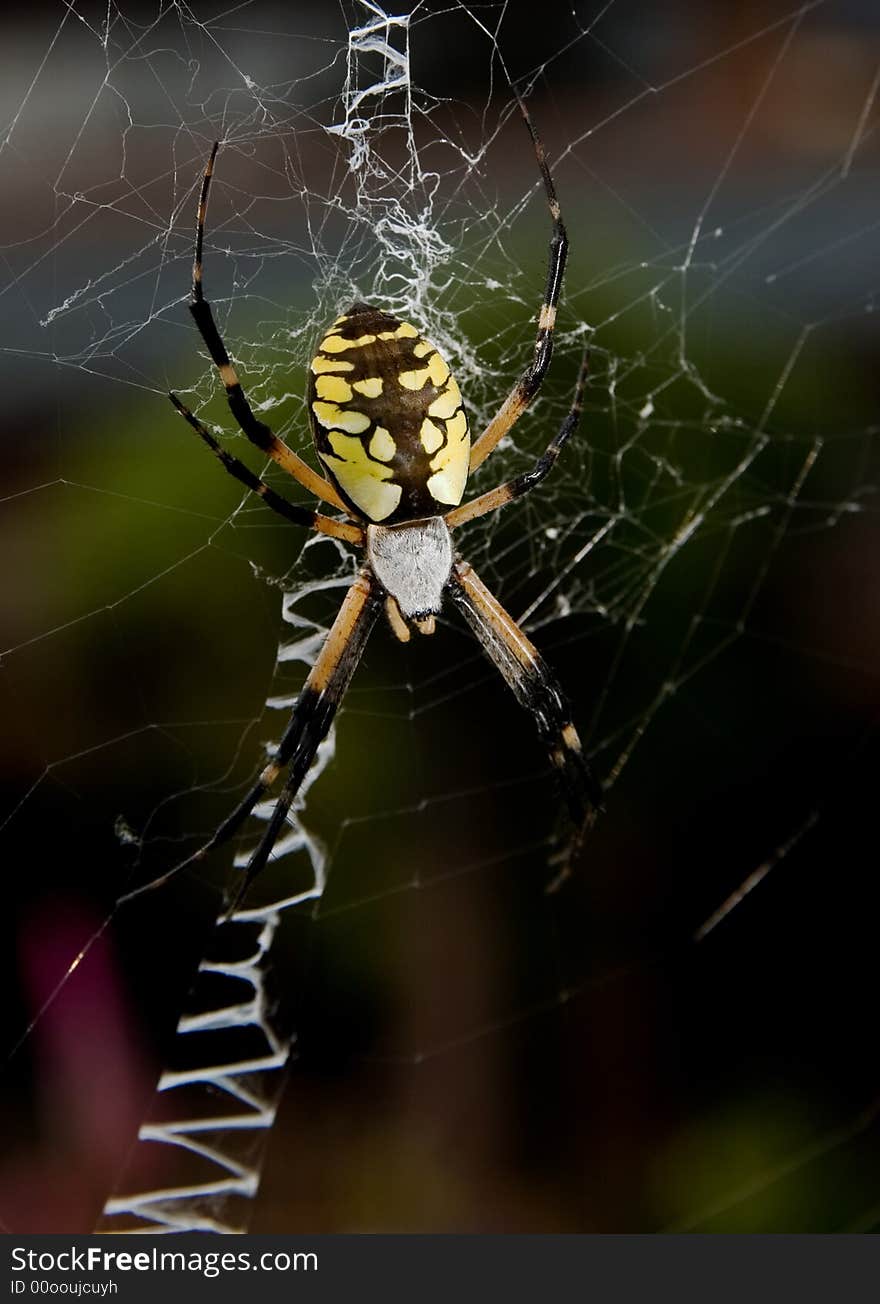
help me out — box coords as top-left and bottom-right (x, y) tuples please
(1, 0), (878, 1232)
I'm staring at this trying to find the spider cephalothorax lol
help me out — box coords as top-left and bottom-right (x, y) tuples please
(169, 99), (602, 915)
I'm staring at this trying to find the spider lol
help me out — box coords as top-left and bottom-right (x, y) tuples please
(168, 99), (603, 915)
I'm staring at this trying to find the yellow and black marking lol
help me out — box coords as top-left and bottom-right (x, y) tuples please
(308, 303), (471, 524)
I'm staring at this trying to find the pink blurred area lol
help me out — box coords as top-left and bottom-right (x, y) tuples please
(2, 902), (154, 1232)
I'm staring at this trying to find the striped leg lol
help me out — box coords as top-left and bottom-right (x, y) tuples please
(468, 95), (568, 473)
(169, 394), (363, 545)
(445, 352), (588, 529)
(121, 572), (381, 908)
(226, 570), (381, 912)
(450, 560), (603, 889)
(187, 143), (348, 513)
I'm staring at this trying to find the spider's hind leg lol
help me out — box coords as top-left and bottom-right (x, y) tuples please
(225, 569), (382, 915)
(449, 559), (603, 888)
(122, 571), (382, 914)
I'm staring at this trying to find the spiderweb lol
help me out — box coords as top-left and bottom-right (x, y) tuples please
(1, 0), (878, 1233)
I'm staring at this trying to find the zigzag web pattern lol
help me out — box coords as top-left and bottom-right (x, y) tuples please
(96, 6), (418, 1233)
(97, 566), (348, 1232)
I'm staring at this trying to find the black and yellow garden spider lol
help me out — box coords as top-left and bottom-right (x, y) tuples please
(169, 99), (603, 915)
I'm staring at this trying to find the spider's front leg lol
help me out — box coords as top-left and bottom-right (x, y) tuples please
(186, 142), (347, 512)
(445, 352), (589, 530)
(468, 94), (569, 473)
(449, 559), (603, 889)
(169, 394), (364, 544)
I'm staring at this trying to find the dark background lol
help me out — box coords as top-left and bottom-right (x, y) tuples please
(0, 1), (878, 1232)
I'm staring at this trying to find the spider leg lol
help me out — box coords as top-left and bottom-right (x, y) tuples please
(445, 352), (588, 529)
(225, 569), (381, 914)
(187, 143), (349, 514)
(449, 559), (603, 889)
(169, 393), (363, 545)
(468, 94), (568, 473)
(120, 571), (380, 908)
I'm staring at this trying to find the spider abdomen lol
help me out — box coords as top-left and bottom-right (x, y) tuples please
(308, 303), (470, 524)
